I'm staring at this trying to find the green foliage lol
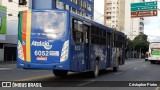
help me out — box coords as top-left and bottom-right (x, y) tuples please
(126, 38), (134, 51)
(126, 33), (149, 54)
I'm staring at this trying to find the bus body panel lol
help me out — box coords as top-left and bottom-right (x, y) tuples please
(70, 43), (85, 72)
(90, 45), (107, 70)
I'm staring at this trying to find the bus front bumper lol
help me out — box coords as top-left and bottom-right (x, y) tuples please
(17, 60), (70, 70)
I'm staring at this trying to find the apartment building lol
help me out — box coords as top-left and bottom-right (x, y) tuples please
(0, 0), (28, 62)
(104, 0), (119, 30)
(104, 0), (144, 40)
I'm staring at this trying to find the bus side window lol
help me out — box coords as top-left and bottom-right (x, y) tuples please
(84, 25), (89, 44)
(73, 19), (78, 30)
(91, 26), (99, 45)
(78, 21), (83, 32)
(107, 32), (111, 47)
(102, 29), (106, 45)
(72, 19), (83, 43)
(112, 34), (115, 47)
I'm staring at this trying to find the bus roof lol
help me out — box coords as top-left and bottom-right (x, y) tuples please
(27, 9), (125, 37)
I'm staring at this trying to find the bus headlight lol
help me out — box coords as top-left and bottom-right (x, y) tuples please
(18, 40), (24, 60)
(60, 40), (69, 62)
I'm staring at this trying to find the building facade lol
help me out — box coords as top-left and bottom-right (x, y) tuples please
(30, 0), (94, 20)
(124, 0), (144, 40)
(104, 0), (120, 30)
(0, 0), (28, 62)
(104, 0), (144, 40)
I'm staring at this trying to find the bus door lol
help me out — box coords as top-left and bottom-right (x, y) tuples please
(107, 32), (111, 67)
(83, 22), (91, 70)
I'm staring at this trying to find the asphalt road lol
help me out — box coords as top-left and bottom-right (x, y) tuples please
(0, 59), (160, 90)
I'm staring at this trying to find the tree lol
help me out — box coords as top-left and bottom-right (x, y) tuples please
(126, 38), (134, 51)
(132, 33), (149, 55)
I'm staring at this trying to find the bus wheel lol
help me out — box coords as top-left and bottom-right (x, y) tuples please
(93, 60), (99, 78)
(53, 70), (68, 77)
(113, 66), (119, 72)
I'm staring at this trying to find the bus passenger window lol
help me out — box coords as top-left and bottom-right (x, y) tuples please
(72, 19), (83, 43)
(73, 31), (83, 43)
(78, 21), (83, 32)
(84, 25), (89, 44)
(73, 19), (78, 30)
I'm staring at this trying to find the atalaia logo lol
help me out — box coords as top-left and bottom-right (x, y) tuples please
(31, 41), (52, 50)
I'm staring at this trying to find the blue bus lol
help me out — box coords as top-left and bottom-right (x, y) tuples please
(17, 9), (126, 77)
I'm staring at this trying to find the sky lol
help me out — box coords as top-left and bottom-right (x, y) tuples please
(94, 0), (104, 24)
(144, 0), (160, 42)
(94, 0), (160, 42)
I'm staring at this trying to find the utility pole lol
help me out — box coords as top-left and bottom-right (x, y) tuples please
(139, 47), (141, 58)
(133, 47), (134, 58)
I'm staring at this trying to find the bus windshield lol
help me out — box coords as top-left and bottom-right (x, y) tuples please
(31, 11), (67, 39)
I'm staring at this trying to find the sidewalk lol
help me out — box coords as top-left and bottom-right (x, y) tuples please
(0, 61), (16, 68)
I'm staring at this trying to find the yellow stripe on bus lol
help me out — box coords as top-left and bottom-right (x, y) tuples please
(26, 10), (32, 62)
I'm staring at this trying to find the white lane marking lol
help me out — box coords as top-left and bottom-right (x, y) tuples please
(0, 68), (12, 70)
(155, 87), (160, 90)
(133, 67), (138, 70)
(115, 72), (122, 74)
(142, 65), (146, 67)
(78, 80), (95, 86)
(125, 61), (143, 65)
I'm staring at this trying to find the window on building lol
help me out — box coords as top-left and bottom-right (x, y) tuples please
(140, 27), (143, 30)
(77, 0), (82, 6)
(89, 0), (93, 2)
(8, 0), (12, 2)
(83, 12), (86, 17)
(88, 5), (91, 11)
(77, 10), (80, 14)
(66, 5), (69, 10)
(56, 0), (64, 9)
(72, 8), (76, 13)
(107, 12), (111, 14)
(80, 11), (83, 15)
(72, 0), (77, 4)
(8, 13), (13, 16)
(82, 1), (87, 9)
(140, 22), (144, 26)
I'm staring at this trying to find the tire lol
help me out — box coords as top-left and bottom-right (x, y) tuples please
(53, 70), (68, 77)
(93, 60), (99, 78)
(113, 66), (119, 72)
